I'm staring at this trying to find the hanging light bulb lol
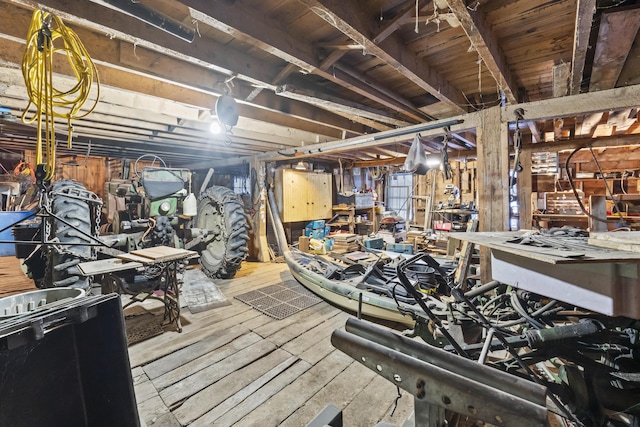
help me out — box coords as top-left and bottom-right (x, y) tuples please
(209, 120), (222, 134)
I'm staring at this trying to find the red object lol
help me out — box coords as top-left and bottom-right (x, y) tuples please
(434, 222), (452, 231)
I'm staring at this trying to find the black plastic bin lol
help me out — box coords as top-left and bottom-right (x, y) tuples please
(12, 221), (41, 258)
(0, 294), (141, 427)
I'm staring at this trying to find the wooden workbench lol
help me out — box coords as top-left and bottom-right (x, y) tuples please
(453, 231), (640, 264)
(453, 231), (640, 319)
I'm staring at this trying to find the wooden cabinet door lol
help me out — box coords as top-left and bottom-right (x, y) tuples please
(307, 172), (332, 219)
(275, 169), (332, 222)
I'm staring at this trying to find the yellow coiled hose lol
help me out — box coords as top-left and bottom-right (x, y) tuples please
(21, 9), (99, 181)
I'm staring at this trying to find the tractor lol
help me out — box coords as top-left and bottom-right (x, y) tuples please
(19, 157), (250, 291)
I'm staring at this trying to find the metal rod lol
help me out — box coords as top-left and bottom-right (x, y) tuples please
(88, 0), (195, 42)
(465, 280), (501, 299)
(478, 328), (495, 365)
(331, 328), (548, 427)
(267, 188), (289, 256)
(344, 317), (546, 406)
(0, 210), (38, 234)
(262, 119), (465, 160)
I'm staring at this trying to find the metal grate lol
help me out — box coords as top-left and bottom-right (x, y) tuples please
(234, 280), (322, 320)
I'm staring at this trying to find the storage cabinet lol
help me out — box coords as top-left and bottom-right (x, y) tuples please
(274, 169), (332, 222)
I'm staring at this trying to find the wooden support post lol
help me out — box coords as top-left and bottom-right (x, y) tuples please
(453, 219), (479, 290)
(476, 106), (510, 283)
(589, 195), (608, 232)
(251, 156), (270, 262)
(518, 134), (533, 230)
(424, 169), (437, 230)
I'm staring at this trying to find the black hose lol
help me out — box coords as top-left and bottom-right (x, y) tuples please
(510, 292), (545, 330)
(565, 147), (609, 223)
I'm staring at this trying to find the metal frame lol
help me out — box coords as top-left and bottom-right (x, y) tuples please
(0, 189), (107, 248)
(331, 318), (549, 427)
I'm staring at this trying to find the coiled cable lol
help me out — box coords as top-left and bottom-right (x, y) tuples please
(21, 9), (100, 181)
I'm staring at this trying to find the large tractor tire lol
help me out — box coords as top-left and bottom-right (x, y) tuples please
(196, 185), (249, 279)
(45, 180), (102, 289)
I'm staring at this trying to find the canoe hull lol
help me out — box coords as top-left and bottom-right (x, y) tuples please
(285, 250), (416, 327)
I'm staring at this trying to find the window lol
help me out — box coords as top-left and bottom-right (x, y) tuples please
(233, 175), (250, 195)
(386, 172), (413, 221)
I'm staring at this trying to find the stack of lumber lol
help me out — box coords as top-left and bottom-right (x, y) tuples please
(331, 233), (359, 253)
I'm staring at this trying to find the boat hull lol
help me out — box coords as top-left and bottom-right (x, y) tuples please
(285, 250), (416, 327)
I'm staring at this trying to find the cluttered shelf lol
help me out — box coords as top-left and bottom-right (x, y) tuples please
(532, 213), (640, 231)
(328, 205), (378, 235)
(532, 191), (640, 231)
(533, 213), (640, 220)
(555, 177), (640, 183)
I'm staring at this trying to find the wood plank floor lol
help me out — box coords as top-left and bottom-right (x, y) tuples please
(0, 255), (37, 297)
(128, 261), (415, 427)
(0, 256), (415, 426)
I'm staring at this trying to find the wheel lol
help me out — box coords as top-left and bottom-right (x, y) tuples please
(196, 185), (249, 279)
(46, 180), (102, 289)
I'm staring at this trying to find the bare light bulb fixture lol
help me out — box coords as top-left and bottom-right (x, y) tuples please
(209, 120), (222, 134)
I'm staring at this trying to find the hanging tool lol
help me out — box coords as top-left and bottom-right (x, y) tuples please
(509, 108), (525, 193)
(440, 127), (452, 180)
(21, 9), (100, 187)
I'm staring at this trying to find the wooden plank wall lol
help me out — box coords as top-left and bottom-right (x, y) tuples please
(23, 150), (109, 198)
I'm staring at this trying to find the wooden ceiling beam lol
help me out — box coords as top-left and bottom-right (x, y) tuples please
(373, 0), (431, 44)
(297, 0), (467, 114)
(552, 62), (570, 98)
(589, 8), (640, 92)
(450, 131), (476, 148)
(558, 145), (640, 164)
(505, 84), (640, 121)
(569, 0), (596, 95)
(245, 62), (299, 103)
(0, 62), (324, 150)
(0, 1), (366, 136)
(366, 147), (405, 159)
(523, 133), (640, 153)
(333, 63), (435, 122)
(350, 157), (409, 168)
(446, 0), (518, 103)
(6, 0), (277, 87)
(276, 85), (407, 129)
(183, 0), (430, 123)
(318, 49), (348, 70)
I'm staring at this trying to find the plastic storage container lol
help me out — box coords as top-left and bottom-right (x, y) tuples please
(386, 242), (414, 254)
(0, 211), (35, 256)
(0, 294), (141, 427)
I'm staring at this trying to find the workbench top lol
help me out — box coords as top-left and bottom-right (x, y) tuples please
(453, 231), (640, 264)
